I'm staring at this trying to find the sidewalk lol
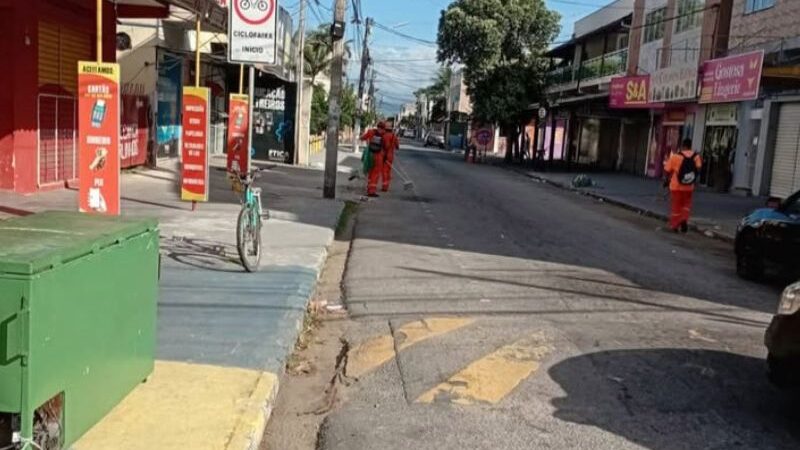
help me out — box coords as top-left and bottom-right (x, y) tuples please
(0, 158), (345, 449)
(517, 169), (766, 241)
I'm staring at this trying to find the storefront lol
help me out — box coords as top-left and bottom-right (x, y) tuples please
(695, 50), (764, 193)
(700, 103), (738, 190)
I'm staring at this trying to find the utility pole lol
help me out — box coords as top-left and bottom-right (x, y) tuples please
(367, 68), (376, 118)
(352, 17), (372, 152)
(323, 0), (347, 199)
(293, 0), (306, 165)
(444, 67), (452, 150)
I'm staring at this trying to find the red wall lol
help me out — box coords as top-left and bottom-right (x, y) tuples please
(0, 9), (13, 189)
(0, 0), (117, 192)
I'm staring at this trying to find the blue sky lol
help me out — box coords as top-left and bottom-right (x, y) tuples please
(289, 0), (613, 114)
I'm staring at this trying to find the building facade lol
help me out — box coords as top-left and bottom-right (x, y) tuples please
(542, 0), (635, 171)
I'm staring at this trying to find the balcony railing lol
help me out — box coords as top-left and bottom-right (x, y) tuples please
(546, 65), (576, 86)
(547, 47), (629, 88)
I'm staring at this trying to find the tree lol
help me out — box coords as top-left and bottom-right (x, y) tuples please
(340, 84), (357, 130)
(437, 0), (560, 162)
(310, 84), (329, 135)
(304, 25), (333, 86)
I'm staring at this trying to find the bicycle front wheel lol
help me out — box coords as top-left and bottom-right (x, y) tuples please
(237, 204), (262, 272)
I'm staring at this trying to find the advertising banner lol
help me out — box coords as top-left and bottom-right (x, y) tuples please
(121, 94), (149, 168)
(228, 0), (278, 64)
(181, 87), (210, 202)
(650, 65), (698, 103)
(609, 75), (662, 109)
(699, 50), (764, 104)
(226, 94), (250, 173)
(78, 61), (121, 215)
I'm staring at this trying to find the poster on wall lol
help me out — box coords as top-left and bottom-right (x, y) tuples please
(121, 94), (150, 168)
(78, 61), (121, 216)
(226, 94), (250, 173)
(253, 85), (294, 163)
(181, 87), (210, 202)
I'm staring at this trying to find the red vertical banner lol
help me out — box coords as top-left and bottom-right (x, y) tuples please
(226, 94), (250, 173)
(181, 87), (210, 202)
(78, 61), (121, 215)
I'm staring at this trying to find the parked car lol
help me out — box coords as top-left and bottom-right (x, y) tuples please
(402, 128), (416, 138)
(424, 132), (445, 149)
(735, 190), (800, 280)
(765, 281), (800, 386)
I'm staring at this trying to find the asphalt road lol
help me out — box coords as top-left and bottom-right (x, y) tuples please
(318, 143), (800, 450)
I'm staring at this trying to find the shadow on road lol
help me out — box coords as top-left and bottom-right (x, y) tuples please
(549, 349), (800, 449)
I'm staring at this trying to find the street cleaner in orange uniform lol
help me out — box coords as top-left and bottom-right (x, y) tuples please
(380, 123), (400, 192)
(361, 121), (399, 196)
(664, 138), (703, 233)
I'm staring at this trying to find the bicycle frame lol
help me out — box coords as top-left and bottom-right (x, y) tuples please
(243, 184), (263, 227)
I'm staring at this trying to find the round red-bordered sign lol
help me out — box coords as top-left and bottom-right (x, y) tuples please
(234, 0), (276, 26)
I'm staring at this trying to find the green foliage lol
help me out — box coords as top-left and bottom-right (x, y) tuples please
(437, 0), (560, 126)
(340, 84), (357, 130)
(400, 114), (418, 129)
(310, 84), (329, 135)
(304, 25), (333, 84)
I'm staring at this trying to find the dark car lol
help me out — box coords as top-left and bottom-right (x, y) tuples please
(735, 190), (800, 280)
(765, 282), (800, 386)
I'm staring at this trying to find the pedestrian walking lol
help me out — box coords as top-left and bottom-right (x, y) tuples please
(360, 121), (399, 197)
(663, 138), (702, 233)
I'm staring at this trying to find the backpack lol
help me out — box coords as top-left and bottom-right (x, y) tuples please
(677, 152), (699, 185)
(368, 131), (384, 153)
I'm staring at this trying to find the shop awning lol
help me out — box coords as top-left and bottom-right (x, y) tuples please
(116, 0), (227, 32)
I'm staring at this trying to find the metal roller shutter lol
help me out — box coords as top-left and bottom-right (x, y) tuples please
(770, 103), (800, 199)
(37, 20), (90, 186)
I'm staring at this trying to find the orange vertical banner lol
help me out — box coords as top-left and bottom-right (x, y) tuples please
(181, 87), (210, 202)
(78, 61), (121, 215)
(226, 94), (250, 174)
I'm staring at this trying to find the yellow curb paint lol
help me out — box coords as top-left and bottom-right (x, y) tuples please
(73, 360), (278, 450)
(348, 317), (475, 378)
(416, 333), (552, 405)
(226, 371), (279, 450)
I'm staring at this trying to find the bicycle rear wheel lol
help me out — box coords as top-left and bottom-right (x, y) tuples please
(236, 204), (262, 272)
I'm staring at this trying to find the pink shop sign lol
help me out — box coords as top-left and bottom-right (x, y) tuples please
(699, 50), (764, 104)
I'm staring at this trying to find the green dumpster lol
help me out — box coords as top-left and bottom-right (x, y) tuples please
(0, 211), (159, 449)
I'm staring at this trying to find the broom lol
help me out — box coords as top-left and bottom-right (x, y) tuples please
(392, 163), (415, 191)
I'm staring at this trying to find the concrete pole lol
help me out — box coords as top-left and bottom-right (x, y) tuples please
(96, 0), (102, 62)
(353, 18), (372, 152)
(293, 0), (306, 165)
(323, 0), (347, 199)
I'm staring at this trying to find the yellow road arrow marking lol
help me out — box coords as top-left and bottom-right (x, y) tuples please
(416, 333), (552, 405)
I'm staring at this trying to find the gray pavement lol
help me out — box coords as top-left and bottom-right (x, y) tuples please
(316, 144), (799, 449)
(517, 169), (766, 241)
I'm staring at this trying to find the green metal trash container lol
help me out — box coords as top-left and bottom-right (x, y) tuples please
(0, 211), (159, 449)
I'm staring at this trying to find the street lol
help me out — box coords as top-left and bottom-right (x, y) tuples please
(284, 143), (799, 449)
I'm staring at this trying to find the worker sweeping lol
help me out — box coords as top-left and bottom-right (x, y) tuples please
(663, 138), (703, 233)
(360, 121), (399, 197)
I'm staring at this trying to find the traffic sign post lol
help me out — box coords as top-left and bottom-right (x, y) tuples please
(228, 0), (279, 64)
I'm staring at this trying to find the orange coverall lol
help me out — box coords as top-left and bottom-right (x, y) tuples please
(664, 149), (703, 230)
(361, 128), (399, 194)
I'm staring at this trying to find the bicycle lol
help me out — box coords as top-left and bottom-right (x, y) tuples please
(230, 167), (268, 272)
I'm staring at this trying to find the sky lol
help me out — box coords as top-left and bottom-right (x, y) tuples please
(287, 0), (616, 115)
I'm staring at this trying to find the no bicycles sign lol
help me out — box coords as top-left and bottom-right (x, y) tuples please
(228, 0), (278, 64)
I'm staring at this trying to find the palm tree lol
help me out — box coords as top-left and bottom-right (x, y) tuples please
(302, 24), (353, 86)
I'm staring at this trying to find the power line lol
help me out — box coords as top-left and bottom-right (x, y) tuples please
(372, 21), (438, 46)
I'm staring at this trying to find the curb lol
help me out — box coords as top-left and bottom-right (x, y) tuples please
(511, 168), (735, 244)
(226, 371), (280, 450)
(228, 201), (345, 450)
